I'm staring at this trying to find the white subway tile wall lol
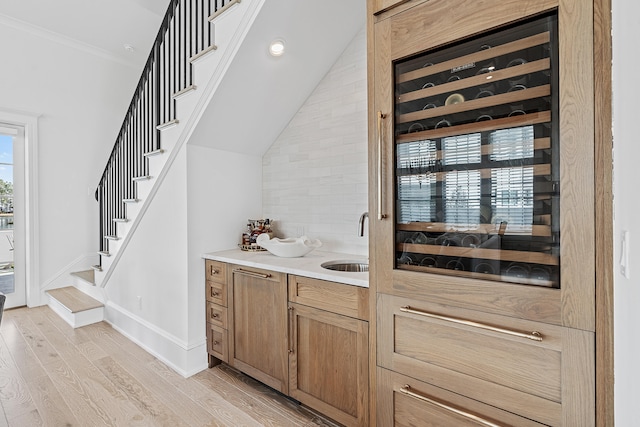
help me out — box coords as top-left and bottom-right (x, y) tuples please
(262, 27), (368, 255)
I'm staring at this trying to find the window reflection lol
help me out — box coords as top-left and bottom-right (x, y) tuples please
(444, 170), (481, 227)
(489, 126), (534, 161)
(491, 167), (534, 233)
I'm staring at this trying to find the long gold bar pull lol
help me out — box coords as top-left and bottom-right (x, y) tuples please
(399, 385), (505, 427)
(377, 111), (387, 220)
(232, 269), (272, 279)
(400, 305), (543, 342)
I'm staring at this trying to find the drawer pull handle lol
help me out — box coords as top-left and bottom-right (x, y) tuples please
(399, 385), (504, 427)
(399, 305), (543, 342)
(210, 266), (219, 275)
(210, 289), (219, 297)
(213, 340), (220, 346)
(233, 268), (272, 279)
(377, 111), (387, 220)
(210, 309), (219, 319)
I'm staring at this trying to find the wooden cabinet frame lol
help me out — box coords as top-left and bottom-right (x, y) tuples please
(367, 0), (613, 424)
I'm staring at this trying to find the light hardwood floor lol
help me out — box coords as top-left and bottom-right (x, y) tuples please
(0, 306), (339, 427)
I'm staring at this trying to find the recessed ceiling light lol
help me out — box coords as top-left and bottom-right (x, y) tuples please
(269, 39), (285, 57)
(124, 44), (135, 53)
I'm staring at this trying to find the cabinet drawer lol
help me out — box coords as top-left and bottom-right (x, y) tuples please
(377, 367), (548, 427)
(288, 275), (369, 320)
(377, 293), (596, 426)
(205, 260), (227, 284)
(206, 280), (227, 306)
(206, 323), (228, 363)
(206, 302), (228, 329)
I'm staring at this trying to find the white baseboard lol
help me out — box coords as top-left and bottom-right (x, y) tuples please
(104, 301), (208, 377)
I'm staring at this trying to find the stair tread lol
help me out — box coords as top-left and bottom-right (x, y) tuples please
(47, 286), (103, 313)
(70, 270), (95, 285)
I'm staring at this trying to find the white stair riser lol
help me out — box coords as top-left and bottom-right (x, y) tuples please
(48, 295), (104, 328)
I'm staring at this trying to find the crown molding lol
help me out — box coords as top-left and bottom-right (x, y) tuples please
(0, 13), (139, 70)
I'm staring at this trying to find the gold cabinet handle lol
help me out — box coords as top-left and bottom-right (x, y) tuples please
(400, 305), (543, 342)
(287, 306), (295, 354)
(210, 308), (219, 319)
(377, 111), (387, 220)
(210, 265), (219, 276)
(399, 385), (504, 427)
(210, 288), (219, 297)
(232, 268), (272, 279)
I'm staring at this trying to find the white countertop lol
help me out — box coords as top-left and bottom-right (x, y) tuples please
(202, 249), (369, 288)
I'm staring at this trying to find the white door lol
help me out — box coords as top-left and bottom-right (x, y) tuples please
(0, 124), (25, 308)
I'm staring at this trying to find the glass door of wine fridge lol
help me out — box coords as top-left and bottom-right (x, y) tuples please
(393, 14), (560, 288)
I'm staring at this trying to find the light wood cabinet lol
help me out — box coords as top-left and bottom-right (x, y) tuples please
(368, 0), (599, 424)
(204, 262), (371, 426)
(288, 276), (369, 427)
(229, 265), (289, 394)
(205, 260), (228, 365)
(288, 304), (368, 427)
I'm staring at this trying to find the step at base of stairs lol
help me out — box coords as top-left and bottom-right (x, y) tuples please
(47, 286), (104, 328)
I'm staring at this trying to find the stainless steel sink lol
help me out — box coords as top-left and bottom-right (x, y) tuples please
(321, 260), (369, 272)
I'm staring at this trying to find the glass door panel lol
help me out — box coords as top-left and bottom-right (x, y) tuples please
(393, 13), (559, 288)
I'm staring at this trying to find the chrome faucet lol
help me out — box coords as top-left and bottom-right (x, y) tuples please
(358, 212), (369, 237)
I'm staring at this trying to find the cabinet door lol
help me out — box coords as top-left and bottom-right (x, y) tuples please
(289, 303), (369, 427)
(230, 266), (288, 394)
(369, 0), (594, 330)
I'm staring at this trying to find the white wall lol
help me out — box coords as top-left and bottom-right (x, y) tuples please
(262, 27), (368, 256)
(0, 21), (138, 302)
(612, 2), (640, 423)
(186, 144), (262, 348)
(105, 142), (262, 375)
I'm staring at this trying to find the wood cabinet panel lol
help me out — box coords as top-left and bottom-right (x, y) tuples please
(377, 367), (549, 427)
(205, 280), (227, 306)
(206, 301), (228, 329)
(205, 260), (227, 284)
(289, 303), (369, 427)
(230, 266), (288, 394)
(206, 323), (228, 363)
(377, 293), (596, 425)
(288, 275), (369, 320)
(388, 0), (558, 60)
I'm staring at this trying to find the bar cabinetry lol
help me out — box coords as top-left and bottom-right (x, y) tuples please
(368, 0), (597, 424)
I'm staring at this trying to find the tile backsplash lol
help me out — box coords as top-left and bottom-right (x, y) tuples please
(262, 27), (368, 256)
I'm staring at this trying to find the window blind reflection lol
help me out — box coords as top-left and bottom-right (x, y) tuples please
(396, 139), (437, 171)
(491, 166), (534, 232)
(397, 174), (436, 223)
(444, 170), (481, 227)
(443, 133), (482, 165)
(489, 126), (534, 161)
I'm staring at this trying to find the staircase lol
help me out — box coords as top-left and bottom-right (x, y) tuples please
(47, 0), (261, 325)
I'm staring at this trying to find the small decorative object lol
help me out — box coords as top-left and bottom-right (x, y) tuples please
(239, 219), (273, 251)
(256, 234), (322, 258)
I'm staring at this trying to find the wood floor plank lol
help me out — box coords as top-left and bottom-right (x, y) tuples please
(147, 359), (263, 427)
(93, 334), (236, 427)
(0, 332), (40, 423)
(0, 307), (331, 427)
(95, 356), (190, 427)
(29, 309), (147, 426)
(214, 364), (339, 427)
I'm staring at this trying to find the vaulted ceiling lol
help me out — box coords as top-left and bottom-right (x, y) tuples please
(0, 0), (365, 156)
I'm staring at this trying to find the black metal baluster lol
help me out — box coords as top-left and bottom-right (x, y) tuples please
(95, 0), (180, 256)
